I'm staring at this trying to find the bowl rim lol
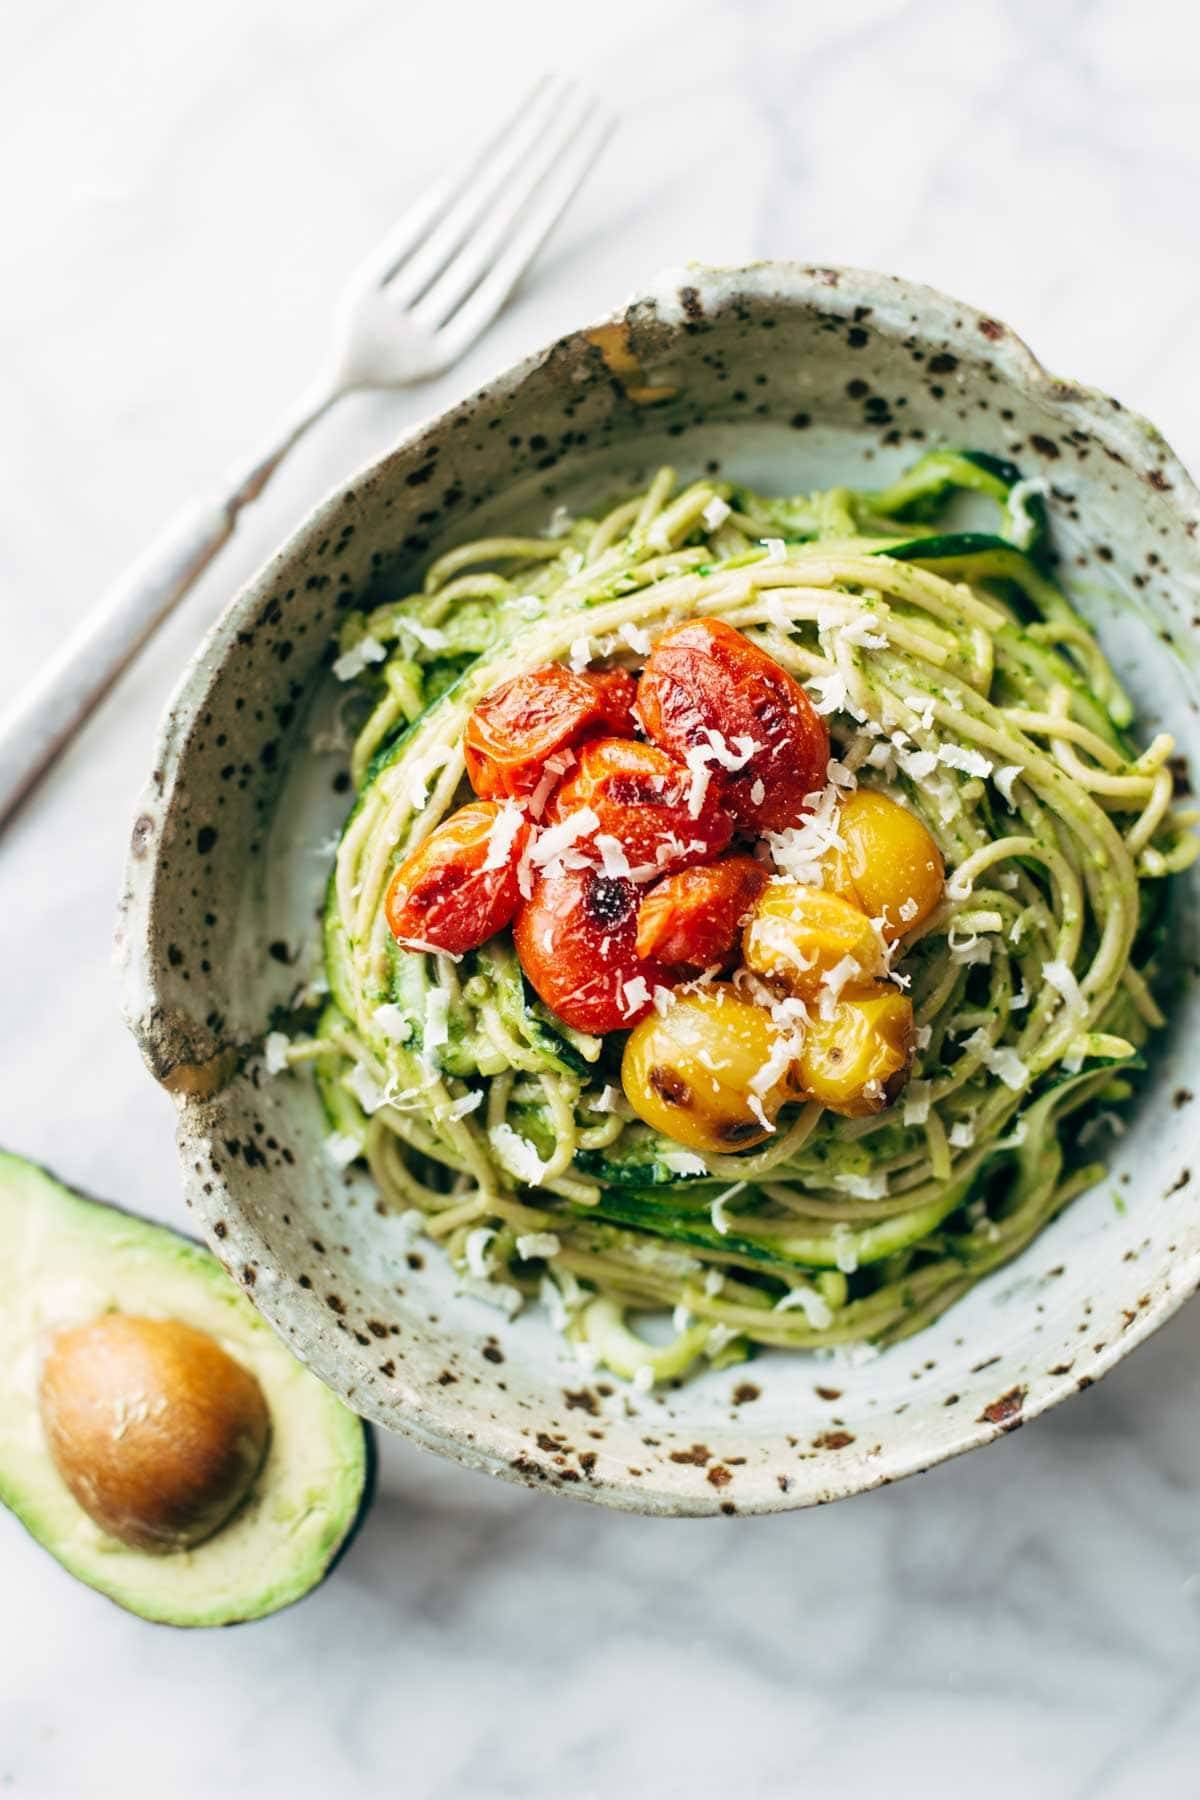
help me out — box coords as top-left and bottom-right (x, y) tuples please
(118, 260), (1200, 1515)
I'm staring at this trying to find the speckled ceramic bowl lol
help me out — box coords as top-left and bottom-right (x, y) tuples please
(118, 264), (1200, 1515)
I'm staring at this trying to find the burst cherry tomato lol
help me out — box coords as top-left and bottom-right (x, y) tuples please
(634, 856), (768, 969)
(385, 800), (531, 956)
(586, 667), (638, 732)
(464, 665), (637, 801)
(513, 867), (670, 1033)
(546, 737), (733, 873)
(635, 619), (829, 834)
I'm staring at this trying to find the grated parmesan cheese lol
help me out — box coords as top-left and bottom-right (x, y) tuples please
(710, 1181), (746, 1236)
(765, 782), (845, 885)
(702, 495), (731, 531)
(595, 833), (632, 878)
(806, 671), (850, 717)
(661, 1149), (708, 1176)
(835, 1171), (888, 1200)
(568, 636), (592, 673)
(619, 620), (653, 656)
(347, 1064), (387, 1115)
(947, 925), (993, 967)
(774, 1285), (834, 1330)
(332, 635), (386, 681)
(527, 748), (576, 821)
(938, 743), (994, 780)
(834, 613), (888, 651)
(530, 807), (600, 871)
(818, 954), (864, 1019)
(747, 1093), (775, 1133)
(263, 1031), (291, 1074)
(1043, 959), (1084, 1016)
(324, 1132), (361, 1169)
(963, 1029), (1030, 1091)
(832, 1223), (860, 1274)
(904, 1080), (932, 1126)
(489, 1122), (548, 1185)
(684, 747), (714, 820)
(405, 744), (456, 810)
(592, 1084), (627, 1115)
(995, 764), (1023, 805)
(423, 988), (450, 1051)
(761, 537), (787, 562)
(465, 1227), (497, 1277)
(482, 799), (527, 872)
(372, 1002), (413, 1043)
(398, 618), (448, 652)
(620, 976), (652, 1020)
(516, 1232), (561, 1260)
(897, 746), (939, 782)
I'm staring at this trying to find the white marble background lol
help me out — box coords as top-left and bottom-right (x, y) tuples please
(4, 1), (1200, 1794)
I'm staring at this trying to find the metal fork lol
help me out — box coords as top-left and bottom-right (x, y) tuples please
(0, 75), (611, 831)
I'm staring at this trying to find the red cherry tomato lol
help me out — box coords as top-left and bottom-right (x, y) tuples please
(635, 856), (768, 968)
(384, 800), (531, 956)
(546, 737), (733, 873)
(635, 619), (830, 833)
(513, 867), (670, 1033)
(585, 666), (638, 734)
(464, 665), (637, 801)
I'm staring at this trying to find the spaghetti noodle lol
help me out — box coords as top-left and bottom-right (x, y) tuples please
(286, 451), (1196, 1386)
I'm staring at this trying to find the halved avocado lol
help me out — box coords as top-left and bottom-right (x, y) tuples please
(0, 1150), (374, 1627)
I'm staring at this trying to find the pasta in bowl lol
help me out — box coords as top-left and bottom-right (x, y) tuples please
(121, 265), (1200, 1513)
(298, 453), (1195, 1390)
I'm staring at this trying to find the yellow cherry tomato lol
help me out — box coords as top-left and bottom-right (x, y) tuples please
(621, 985), (798, 1155)
(824, 789), (944, 941)
(797, 983), (915, 1117)
(742, 880), (885, 999)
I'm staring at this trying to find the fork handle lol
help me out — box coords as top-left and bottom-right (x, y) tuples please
(0, 383), (338, 832)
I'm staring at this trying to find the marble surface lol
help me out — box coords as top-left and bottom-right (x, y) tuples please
(4, 1), (1200, 1794)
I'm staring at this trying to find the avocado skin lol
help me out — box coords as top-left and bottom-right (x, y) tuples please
(0, 1149), (375, 1627)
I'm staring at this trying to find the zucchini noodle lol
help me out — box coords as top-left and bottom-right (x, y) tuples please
(287, 450), (1197, 1387)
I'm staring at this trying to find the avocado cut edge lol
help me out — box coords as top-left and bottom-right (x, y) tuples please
(0, 1149), (374, 1628)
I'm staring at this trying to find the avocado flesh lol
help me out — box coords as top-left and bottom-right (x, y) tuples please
(0, 1150), (372, 1627)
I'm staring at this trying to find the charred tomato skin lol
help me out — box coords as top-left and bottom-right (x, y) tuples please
(384, 800), (531, 956)
(513, 866), (670, 1034)
(635, 618), (830, 834)
(634, 855), (768, 968)
(546, 736), (733, 872)
(463, 665), (636, 800)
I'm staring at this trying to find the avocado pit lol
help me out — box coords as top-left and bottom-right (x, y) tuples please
(38, 1314), (270, 1553)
